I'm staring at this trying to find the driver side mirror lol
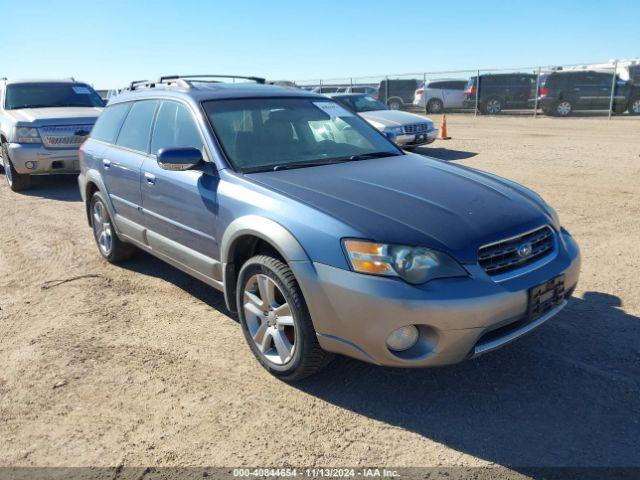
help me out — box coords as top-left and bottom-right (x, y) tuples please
(157, 147), (203, 171)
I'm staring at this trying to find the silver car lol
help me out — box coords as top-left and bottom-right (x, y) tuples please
(328, 93), (438, 149)
(413, 79), (468, 113)
(0, 78), (104, 191)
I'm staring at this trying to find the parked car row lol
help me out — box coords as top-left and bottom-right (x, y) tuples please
(415, 70), (640, 116)
(0, 74), (581, 382)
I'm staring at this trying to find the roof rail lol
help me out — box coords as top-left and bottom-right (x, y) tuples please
(128, 79), (153, 90)
(158, 74), (266, 85)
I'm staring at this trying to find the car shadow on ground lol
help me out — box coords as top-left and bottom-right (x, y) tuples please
(15, 174), (81, 202)
(412, 146), (478, 161)
(294, 291), (640, 468)
(115, 251), (640, 468)
(119, 250), (235, 320)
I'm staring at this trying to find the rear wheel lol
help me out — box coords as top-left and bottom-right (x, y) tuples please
(628, 96), (640, 115)
(482, 97), (503, 115)
(426, 98), (443, 114)
(554, 100), (573, 117)
(387, 99), (402, 110)
(237, 255), (332, 381)
(1, 142), (31, 191)
(90, 191), (136, 262)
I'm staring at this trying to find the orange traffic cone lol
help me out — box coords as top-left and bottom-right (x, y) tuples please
(440, 113), (451, 140)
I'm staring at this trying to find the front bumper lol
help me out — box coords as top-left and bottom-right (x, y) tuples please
(395, 128), (438, 147)
(291, 229), (580, 367)
(6, 143), (80, 175)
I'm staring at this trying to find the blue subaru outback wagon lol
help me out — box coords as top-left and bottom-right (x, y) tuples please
(79, 75), (580, 381)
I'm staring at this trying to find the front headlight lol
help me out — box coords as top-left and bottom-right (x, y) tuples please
(343, 239), (467, 284)
(16, 127), (42, 144)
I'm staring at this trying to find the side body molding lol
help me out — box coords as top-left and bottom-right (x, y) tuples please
(220, 215), (310, 310)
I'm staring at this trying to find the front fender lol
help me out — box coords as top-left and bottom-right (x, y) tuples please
(220, 215), (310, 310)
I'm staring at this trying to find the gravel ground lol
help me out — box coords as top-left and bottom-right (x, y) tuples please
(0, 114), (639, 471)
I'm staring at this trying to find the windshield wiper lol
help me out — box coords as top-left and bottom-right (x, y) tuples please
(345, 151), (400, 161)
(10, 104), (55, 109)
(243, 151), (400, 173)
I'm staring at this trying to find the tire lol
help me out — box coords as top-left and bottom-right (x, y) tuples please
(1, 142), (32, 191)
(481, 97), (503, 115)
(426, 98), (443, 114)
(628, 96), (640, 116)
(236, 255), (332, 381)
(554, 99), (573, 117)
(387, 99), (402, 110)
(90, 191), (136, 263)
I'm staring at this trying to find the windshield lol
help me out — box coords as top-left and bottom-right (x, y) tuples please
(5, 83), (105, 109)
(203, 97), (401, 172)
(337, 95), (388, 113)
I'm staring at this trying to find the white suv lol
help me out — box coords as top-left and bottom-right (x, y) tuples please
(413, 79), (468, 113)
(0, 78), (104, 191)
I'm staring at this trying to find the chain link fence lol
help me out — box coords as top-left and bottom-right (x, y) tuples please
(296, 59), (640, 119)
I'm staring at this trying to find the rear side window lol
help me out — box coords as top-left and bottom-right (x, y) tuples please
(90, 102), (132, 144)
(150, 101), (204, 155)
(116, 100), (159, 153)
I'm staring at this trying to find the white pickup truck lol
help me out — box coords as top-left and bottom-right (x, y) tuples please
(0, 78), (104, 191)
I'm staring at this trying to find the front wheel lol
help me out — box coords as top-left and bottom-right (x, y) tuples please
(90, 191), (136, 262)
(1, 142), (31, 191)
(237, 255), (332, 381)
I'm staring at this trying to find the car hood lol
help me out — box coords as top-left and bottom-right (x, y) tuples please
(5, 107), (102, 126)
(359, 110), (434, 129)
(247, 154), (554, 263)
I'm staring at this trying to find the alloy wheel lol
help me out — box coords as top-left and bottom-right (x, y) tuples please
(3, 155), (13, 187)
(92, 199), (113, 256)
(631, 99), (640, 114)
(486, 99), (501, 114)
(557, 101), (572, 116)
(243, 273), (296, 365)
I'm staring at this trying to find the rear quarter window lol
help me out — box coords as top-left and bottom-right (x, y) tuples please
(90, 102), (132, 144)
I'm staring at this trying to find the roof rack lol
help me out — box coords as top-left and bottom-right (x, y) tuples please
(125, 74), (267, 92)
(127, 79), (153, 90)
(159, 74), (266, 85)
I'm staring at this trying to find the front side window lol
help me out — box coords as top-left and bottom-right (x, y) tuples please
(150, 101), (204, 155)
(115, 100), (159, 153)
(203, 97), (401, 172)
(5, 83), (104, 109)
(90, 102), (132, 144)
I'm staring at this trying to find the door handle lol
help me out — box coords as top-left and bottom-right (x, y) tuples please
(102, 158), (111, 169)
(144, 172), (156, 185)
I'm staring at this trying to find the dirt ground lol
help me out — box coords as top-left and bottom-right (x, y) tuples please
(1, 114), (639, 470)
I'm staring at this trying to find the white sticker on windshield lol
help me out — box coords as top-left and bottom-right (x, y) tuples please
(313, 101), (354, 118)
(72, 86), (91, 94)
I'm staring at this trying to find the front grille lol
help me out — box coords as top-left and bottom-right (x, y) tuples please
(403, 123), (430, 135)
(40, 124), (93, 149)
(478, 226), (555, 276)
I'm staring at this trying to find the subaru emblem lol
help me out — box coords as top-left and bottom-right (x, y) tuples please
(517, 242), (533, 258)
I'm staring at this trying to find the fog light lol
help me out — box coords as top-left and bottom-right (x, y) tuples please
(25, 161), (37, 170)
(386, 325), (419, 352)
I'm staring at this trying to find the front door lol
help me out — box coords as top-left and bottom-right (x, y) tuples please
(140, 100), (222, 284)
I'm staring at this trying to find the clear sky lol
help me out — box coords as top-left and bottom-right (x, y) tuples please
(2, 0), (638, 89)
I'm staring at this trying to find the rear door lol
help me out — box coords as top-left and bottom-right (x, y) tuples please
(443, 81), (466, 108)
(141, 100), (222, 284)
(101, 100), (158, 241)
(578, 72), (612, 108)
